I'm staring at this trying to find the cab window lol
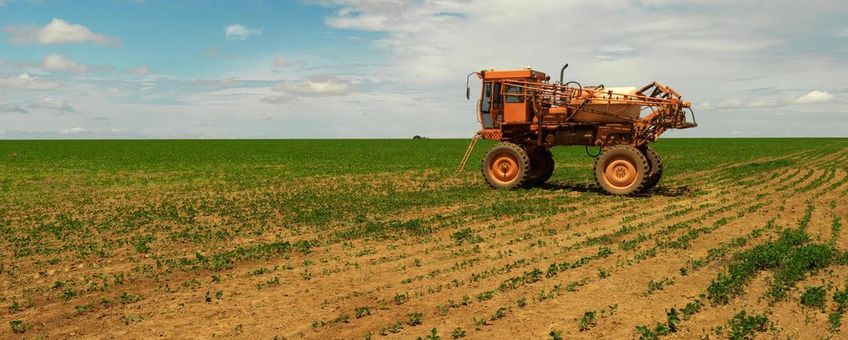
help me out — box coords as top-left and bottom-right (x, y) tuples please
(505, 85), (523, 103)
(492, 82), (502, 109)
(481, 82), (492, 113)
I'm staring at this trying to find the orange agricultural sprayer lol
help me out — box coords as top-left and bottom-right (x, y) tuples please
(458, 63), (697, 195)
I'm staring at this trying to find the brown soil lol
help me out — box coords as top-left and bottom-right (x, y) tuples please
(2, 147), (848, 339)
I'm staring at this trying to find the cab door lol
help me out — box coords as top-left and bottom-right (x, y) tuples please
(503, 84), (528, 124)
(479, 81), (504, 129)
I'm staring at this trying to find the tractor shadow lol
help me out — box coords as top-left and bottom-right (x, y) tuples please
(539, 182), (693, 197)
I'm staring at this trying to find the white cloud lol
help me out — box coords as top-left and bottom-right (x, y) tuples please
(275, 79), (351, 95)
(59, 127), (86, 134)
(39, 19), (110, 44)
(313, 0), (438, 31)
(795, 90), (834, 104)
(262, 79), (354, 103)
(42, 53), (88, 73)
(225, 24), (262, 40)
(29, 97), (76, 112)
(0, 73), (61, 90)
(3, 18), (113, 45)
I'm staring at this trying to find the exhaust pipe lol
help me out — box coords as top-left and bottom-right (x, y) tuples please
(559, 63), (569, 84)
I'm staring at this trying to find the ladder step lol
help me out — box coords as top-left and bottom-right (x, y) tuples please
(457, 133), (481, 174)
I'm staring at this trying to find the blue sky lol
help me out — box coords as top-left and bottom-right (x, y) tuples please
(0, 0), (846, 138)
(0, 1), (380, 76)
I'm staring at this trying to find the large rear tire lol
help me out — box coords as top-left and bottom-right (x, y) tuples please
(482, 142), (530, 189)
(525, 148), (555, 187)
(593, 145), (649, 195)
(640, 145), (664, 192)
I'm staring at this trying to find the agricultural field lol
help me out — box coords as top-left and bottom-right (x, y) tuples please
(1, 138), (848, 339)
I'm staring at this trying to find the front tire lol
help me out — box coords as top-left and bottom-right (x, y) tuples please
(593, 145), (649, 195)
(482, 143), (530, 189)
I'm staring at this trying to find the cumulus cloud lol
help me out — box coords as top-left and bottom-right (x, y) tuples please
(0, 73), (61, 90)
(4, 18), (114, 45)
(262, 78), (354, 103)
(42, 53), (88, 73)
(29, 97), (76, 112)
(794, 90), (834, 104)
(225, 24), (262, 40)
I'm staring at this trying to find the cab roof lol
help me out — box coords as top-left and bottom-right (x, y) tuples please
(481, 69), (547, 80)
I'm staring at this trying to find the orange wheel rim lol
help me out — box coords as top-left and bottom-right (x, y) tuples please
(488, 153), (519, 184)
(603, 157), (637, 189)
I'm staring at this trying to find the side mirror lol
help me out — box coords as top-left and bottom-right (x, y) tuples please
(465, 71), (475, 101)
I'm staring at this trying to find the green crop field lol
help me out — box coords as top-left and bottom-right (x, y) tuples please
(1, 138), (847, 338)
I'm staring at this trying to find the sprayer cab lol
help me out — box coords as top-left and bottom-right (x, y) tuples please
(475, 68), (549, 130)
